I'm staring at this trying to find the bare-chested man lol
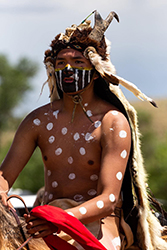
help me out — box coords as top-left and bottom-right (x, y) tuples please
(1, 10), (166, 250)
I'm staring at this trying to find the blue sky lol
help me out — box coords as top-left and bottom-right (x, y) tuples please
(0, 0), (167, 116)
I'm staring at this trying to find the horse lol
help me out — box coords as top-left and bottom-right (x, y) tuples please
(0, 200), (49, 250)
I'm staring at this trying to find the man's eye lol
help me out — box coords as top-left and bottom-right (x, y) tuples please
(75, 60), (83, 64)
(57, 61), (64, 65)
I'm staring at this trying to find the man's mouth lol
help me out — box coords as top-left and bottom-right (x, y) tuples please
(63, 77), (74, 83)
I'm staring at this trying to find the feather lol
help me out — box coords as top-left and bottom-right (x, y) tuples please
(84, 46), (158, 108)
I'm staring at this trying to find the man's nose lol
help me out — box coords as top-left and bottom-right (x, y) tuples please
(64, 64), (73, 74)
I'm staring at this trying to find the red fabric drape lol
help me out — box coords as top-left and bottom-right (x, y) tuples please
(31, 205), (107, 250)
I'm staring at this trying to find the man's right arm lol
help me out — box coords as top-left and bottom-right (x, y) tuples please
(0, 111), (39, 206)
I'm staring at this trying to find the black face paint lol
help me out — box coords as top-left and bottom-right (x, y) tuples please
(55, 64), (94, 94)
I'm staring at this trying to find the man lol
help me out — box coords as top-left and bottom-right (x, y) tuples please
(0, 11), (166, 250)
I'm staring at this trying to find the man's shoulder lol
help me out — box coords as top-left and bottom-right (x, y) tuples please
(101, 108), (130, 130)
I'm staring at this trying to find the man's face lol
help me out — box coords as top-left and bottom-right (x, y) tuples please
(55, 48), (94, 94)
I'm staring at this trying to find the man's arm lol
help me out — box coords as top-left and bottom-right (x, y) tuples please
(0, 111), (39, 204)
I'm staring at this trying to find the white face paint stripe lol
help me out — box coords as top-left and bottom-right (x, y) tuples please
(82, 70), (85, 89)
(75, 69), (79, 92)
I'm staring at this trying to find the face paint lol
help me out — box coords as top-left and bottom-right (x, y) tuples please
(120, 150), (127, 159)
(33, 118), (41, 126)
(116, 172), (123, 180)
(55, 65), (94, 94)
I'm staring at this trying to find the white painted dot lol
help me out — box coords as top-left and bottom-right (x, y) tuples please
(52, 181), (58, 188)
(119, 130), (127, 138)
(67, 212), (75, 217)
(112, 236), (121, 248)
(74, 132), (80, 141)
(79, 207), (87, 215)
(111, 110), (118, 116)
(109, 194), (116, 202)
(120, 150), (127, 159)
(61, 127), (68, 135)
(44, 191), (48, 196)
(110, 128), (114, 131)
(88, 189), (97, 196)
(74, 194), (83, 201)
(49, 194), (53, 200)
(33, 118), (41, 126)
(48, 136), (55, 144)
(86, 110), (93, 117)
(84, 103), (88, 107)
(94, 121), (101, 128)
(90, 174), (98, 181)
(68, 156), (73, 164)
(47, 170), (51, 176)
(46, 122), (53, 131)
(85, 133), (94, 142)
(68, 173), (76, 180)
(53, 110), (59, 119)
(79, 147), (86, 155)
(116, 172), (123, 180)
(96, 200), (104, 209)
(55, 148), (62, 156)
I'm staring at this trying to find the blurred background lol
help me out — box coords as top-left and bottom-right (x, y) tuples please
(0, 0), (167, 210)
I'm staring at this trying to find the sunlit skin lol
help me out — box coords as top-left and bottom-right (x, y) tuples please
(0, 49), (131, 250)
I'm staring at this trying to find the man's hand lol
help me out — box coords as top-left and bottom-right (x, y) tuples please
(24, 213), (58, 238)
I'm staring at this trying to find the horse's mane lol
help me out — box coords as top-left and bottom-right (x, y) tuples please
(0, 201), (49, 250)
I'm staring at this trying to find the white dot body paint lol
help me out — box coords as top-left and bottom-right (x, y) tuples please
(68, 156), (73, 164)
(116, 172), (123, 180)
(110, 128), (114, 131)
(52, 181), (58, 188)
(94, 121), (101, 128)
(88, 189), (97, 196)
(67, 211), (75, 217)
(86, 110), (93, 117)
(47, 170), (51, 176)
(74, 194), (83, 201)
(68, 173), (76, 180)
(61, 127), (68, 135)
(33, 118), (41, 126)
(55, 148), (62, 156)
(79, 147), (86, 155)
(46, 122), (53, 131)
(96, 200), (104, 209)
(48, 136), (55, 144)
(111, 110), (118, 116)
(119, 130), (127, 138)
(73, 132), (80, 141)
(53, 110), (59, 119)
(90, 174), (98, 181)
(121, 150), (127, 159)
(84, 103), (88, 107)
(49, 194), (53, 200)
(85, 133), (94, 142)
(79, 207), (87, 215)
(112, 237), (121, 248)
(109, 194), (116, 202)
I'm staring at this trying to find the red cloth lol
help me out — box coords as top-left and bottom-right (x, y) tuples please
(31, 205), (107, 250)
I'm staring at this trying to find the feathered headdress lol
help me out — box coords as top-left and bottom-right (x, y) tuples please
(43, 10), (157, 108)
